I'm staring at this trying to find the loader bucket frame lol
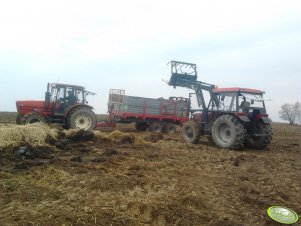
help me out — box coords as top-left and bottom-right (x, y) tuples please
(167, 61), (219, 119)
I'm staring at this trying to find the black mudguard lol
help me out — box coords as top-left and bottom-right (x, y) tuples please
(260, 117), (272, 124)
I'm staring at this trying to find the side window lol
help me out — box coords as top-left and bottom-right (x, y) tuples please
(238, 95), (245, 107)
(238, 95), (252, 112)
(239, 94), (264, 110)
(76, 90), (84, 103)
(217, 94), (236, 111)
(58, 87), (65, 100)
(224, 95), (236, 111)
(50, 87), (56, 102)
(66, 87), (73, 97)
(51, 87), (65, 102)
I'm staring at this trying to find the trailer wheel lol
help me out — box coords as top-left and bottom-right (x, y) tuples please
(135, 122), (148, 131)
(212, 114), (245, 150)
(148, 122), (162, 133)
(21, 112), (47, 125)
(164, 123), (177, 134)
(67, 107), (96, 131)
(182, 121), (201, 143)
(246, 121), (272, 150)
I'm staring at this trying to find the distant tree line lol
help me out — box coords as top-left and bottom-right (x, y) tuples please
(279, 102), (301, 125)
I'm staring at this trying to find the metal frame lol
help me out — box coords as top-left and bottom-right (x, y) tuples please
(168, 60), (219, 126)
(169, 60), (197, 77)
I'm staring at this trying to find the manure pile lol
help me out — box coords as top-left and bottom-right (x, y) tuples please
(0, 123), (157, 175)
(0, 123), (58, 149)
(0, 123), (157, 158)
(0, 123), (149, 150)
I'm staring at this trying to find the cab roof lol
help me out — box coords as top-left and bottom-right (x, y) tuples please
(213, 87), (264, 94)
(49, 83), (85, 90)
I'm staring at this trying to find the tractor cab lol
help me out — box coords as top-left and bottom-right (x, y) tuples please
(211, 87), (267, 115)
(45, 83), (92, 114)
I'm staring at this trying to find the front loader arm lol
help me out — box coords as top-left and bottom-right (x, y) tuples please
(167, 61), (219, 110)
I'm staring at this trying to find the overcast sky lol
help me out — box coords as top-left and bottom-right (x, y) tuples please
(0, 0), (300, 122)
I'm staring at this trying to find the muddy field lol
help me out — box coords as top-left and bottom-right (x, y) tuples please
(0, 113), (300, 226)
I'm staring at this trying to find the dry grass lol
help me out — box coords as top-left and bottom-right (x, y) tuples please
(0, 123), (58, 149)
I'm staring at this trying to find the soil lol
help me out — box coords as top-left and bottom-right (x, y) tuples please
(0, 122), (300, 226)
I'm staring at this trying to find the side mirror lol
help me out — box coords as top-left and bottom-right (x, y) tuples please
(221, 96), (225, 101)
(251, 99), (254, 105)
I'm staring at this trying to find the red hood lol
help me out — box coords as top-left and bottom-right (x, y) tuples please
(16, 100), (46, 115)
(16, 100), (45, 107)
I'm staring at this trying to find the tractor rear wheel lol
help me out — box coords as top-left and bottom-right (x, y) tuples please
(148, 122), (162, 133)
(67, 107), (96, 131)
(164, 123), (177, 134)
(21, 112), (47, 125)
(212, 114), (245, 150)
(182, 121), (201, 143)
(135, 122), (148, 131)
(247, 121), (272, 149)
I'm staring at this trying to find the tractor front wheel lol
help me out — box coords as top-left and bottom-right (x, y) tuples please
(182, 121), (201, 143)
(21, 112), (47, 125)
(212, 114), (245, 150)
(67, 107), (97, 131)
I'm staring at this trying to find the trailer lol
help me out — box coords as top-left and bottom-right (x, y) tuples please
(107, 89), (190, 133)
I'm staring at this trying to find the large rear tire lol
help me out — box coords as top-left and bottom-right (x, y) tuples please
(212, 114), (245, 150)
(21, 112), (47, 125)
(246, 121), (272, 149)
(148, 122), (162, 133)
(67, 107), (96, 131)
(135, 122), (148, 131)
(182, 121), (201, 143)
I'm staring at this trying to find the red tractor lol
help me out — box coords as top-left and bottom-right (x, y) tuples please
(16, 83), (97, 131)
(168, 61), (273, 150)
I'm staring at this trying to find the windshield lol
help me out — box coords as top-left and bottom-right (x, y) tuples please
(209, 92), (266, 113)
(239, 93), (265, 110)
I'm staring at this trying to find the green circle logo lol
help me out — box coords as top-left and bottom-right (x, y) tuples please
(267, 206), (299, 224)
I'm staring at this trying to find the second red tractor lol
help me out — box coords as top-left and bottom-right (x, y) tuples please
(16, 83), (97, 131)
